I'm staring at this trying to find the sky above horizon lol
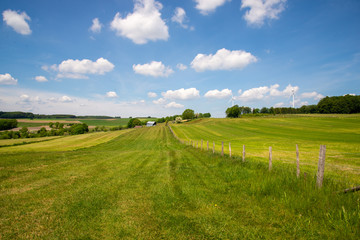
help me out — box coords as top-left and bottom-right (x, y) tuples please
(1, 0), (359, 117)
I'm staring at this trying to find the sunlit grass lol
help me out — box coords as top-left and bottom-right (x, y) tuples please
(0, 124), (359, 239)
(171, 116), (360, 184)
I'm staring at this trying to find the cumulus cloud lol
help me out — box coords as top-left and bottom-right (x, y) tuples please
(2, 9), (31, 35)
(237, 84), (299, 101)
(274, 102), (284, 108)
(0, 73), (18, 85)
(35, 76), (48, 82)
(153, 97), (166, 104)
(177, 63), (188, 70)
(59, 95), (73, 102)
(204, 89), (232, 99)
(300, 92), (324, 100)
(191, 48), (257, 72)
(110, 0), (169, 44)
(172, 7), (190, 29)
(165, 101), (184, 109)
(241, 0), (287, 26)
(47, 58), (114, 79)
(90, 18), (102, 33)
(162, 88), (200, 100)
(106, 91), (118, 98)
(133, 61), (174, 77)
(148, 92), (157, 98)
(194, 0), (229, 15)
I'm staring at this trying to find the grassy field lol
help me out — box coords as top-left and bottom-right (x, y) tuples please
(14, 118), (157, 128)
(0, 130), (132, 153)
(0, 136), (61, 147)
(171, 115), (360, 184)
(0, 123), (359, 239)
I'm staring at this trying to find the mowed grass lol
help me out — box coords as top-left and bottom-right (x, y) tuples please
(79, 118), (157, 127)
(0, 136), (61, 147)
(0, 125), (359, 239)
(171, 115), (360, 184)
(0, 130), (132, 153)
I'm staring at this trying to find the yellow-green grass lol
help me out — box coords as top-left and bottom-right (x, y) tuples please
(0, 129), (133, 153)
(0, 136), (61, 147)
(171, 115), (360, 184)
(0, 125), (358, 239)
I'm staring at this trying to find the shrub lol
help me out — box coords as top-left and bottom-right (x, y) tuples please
(0, 119), (18, 130)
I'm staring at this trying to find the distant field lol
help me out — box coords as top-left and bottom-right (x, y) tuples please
(13, 118), (157, 128)
(171, 115), (360, 183)
(0, 125), (358, 239)
(0, 129), (132, 153)
(0, 136), (61, 147)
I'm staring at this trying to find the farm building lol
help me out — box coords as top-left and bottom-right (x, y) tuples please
(146, 121), (156, 127)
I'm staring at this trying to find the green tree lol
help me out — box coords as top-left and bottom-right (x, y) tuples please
(182, 109), (195, 120)
(127, 118), (142, 128)
(226, 105), (240, 118)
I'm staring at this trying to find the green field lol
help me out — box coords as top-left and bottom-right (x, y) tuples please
(0, 119), (359, 239)
(14, 118), (157, 128)
(171, 115), (360, 184)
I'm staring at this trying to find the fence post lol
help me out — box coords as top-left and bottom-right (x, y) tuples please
(196, 141), (198, 149)
(242, 145), (245, 162)
(269, 146), (272, 171)
(213, 141), (215, 154)
(201, 139), (203, 150)
(296, 144), (300, 178)
(317, 145), (326, 188)
(229, 142), (231, 157)
(221, 141), (224, 156)
(207, 141), (209, 151)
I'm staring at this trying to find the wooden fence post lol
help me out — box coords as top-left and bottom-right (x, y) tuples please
(213, 141), (215, 154)
(201, 139), (203, 150)
(207, 141), (209, 151)
(229, 142), (231, 157)
(296, 144), (300, 178)
(242, 145), (245, 162)
(196, 141), (198, 149)
(317, 145), (326, 188)
(269, 146), (272, 171)
(221, 141), (224, 156)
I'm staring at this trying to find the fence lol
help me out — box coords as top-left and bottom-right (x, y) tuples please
(169, 126), (328, 188)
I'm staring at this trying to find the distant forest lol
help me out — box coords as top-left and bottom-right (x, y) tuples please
(226, 95), (360, 117)
(0, 112), (115, 119)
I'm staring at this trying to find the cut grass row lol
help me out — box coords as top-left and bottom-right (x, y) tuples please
(0, 125), (359, 239)
(0, 129), (133, 152)
(170, 116), (360, 184)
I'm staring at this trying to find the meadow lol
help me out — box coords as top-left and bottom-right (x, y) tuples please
(171, 115), (360, 184)
(0, 117), (359, 239)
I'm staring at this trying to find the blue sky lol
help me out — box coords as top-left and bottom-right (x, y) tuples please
(1, 0), (359, 117)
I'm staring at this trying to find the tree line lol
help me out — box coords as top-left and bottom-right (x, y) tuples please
(226, 95), (360, 117)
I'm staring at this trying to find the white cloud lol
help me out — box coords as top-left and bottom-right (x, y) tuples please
(194, 0), (229, 15)
(172, 7), (189, 29)
(90, 18), (102, 33)
(106, 91), (118, 98)
(110, 0), (169, 44)
(51, 58), (114, 79)
(20, 94), (30, 101)
(238, 86), (270, 101)
(204, 89), (232, 99)
(35, 76), (48, 82)
(148, 92), (157, 98)
(165, 101), (184, 109)
(301, 92), (324, 100)
(177, 63), (188, 70)
(133, 61), (174, 77)
(241, 0), (287, 26)
(274, 102), (284, 108)
(59, 95), (73, 102)
(162, 88), (200, 100)
(2, 9), (31, 35)
(0, 73), (18, 85)
(191, 48), (257, 72)
(237, 84), (299, 101)
(153, 97), (166, 104)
